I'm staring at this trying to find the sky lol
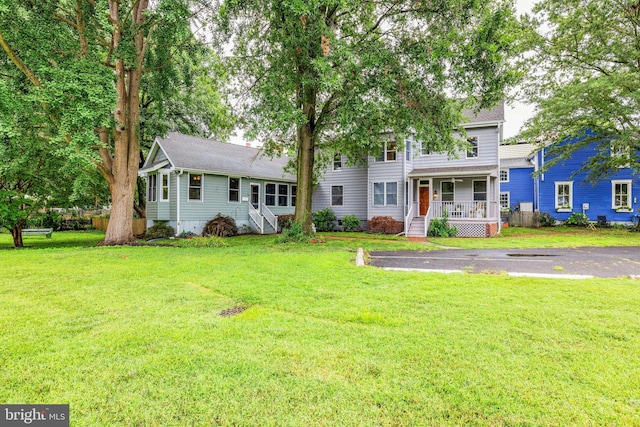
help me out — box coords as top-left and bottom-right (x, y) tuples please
(505, 0), (538, 139)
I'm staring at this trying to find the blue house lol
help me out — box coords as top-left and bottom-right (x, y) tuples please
(535, 138), (639, 224)
(498, 143), (537, 213)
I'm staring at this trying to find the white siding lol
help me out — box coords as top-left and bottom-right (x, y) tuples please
(313, 160), (368, 221)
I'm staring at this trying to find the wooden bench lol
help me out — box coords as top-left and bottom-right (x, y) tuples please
(22, 228), (53, 238)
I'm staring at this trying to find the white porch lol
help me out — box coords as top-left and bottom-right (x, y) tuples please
(405, 166), (500, 237)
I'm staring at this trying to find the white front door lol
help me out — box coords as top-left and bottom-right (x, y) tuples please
(250, 183), (260, 209)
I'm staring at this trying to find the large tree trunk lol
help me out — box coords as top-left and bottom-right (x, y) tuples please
(295, 122), (316, 234)
(11, 224), (23, 248)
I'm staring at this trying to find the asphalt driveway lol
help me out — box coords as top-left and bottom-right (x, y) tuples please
(369, 247), (640, 279)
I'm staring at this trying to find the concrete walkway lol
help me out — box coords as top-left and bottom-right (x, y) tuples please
(369, 247), (640, 279)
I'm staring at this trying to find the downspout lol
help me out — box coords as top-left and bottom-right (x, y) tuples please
(176, 168), (184, 236)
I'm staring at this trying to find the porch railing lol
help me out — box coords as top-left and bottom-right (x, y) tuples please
(404, 205), (413, 235)
(249, 204), (264, 234)
(431, 201), (498, 220)
(261, 203), (278, 231)
(425, 206), (433, 237)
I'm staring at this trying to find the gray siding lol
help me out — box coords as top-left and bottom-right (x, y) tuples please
(313, 158), (368, 221)
(411, 126), (499, 169)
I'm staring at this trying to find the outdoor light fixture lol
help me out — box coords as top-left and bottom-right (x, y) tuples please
(433, 190), (438, 199)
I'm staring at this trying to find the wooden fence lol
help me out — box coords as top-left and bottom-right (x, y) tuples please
(508, 211), (540, 228)
(92, 217), (147, 235)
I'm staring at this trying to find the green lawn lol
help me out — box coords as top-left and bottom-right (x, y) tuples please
(1, 230), (639, 425)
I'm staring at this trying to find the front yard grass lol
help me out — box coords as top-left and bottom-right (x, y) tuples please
(1, 230), (639, 425)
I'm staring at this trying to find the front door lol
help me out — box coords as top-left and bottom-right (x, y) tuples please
(250, 184), (260, 209)
(419, 186), (430, 216)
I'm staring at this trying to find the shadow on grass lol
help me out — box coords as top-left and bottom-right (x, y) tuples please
(0, 230), (106, 250)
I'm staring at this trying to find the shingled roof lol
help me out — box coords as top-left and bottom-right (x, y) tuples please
(463, 101), (505, 124)
(142, 133), (296, 182)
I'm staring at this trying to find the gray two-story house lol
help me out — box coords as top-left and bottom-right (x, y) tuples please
(313, 104), (505, 237)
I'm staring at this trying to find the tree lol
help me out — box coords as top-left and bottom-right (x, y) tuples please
(0, 0), (216, 245)
(213, 0), (519, 233)
(517, 0), (640, 180)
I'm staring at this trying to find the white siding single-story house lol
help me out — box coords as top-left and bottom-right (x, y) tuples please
(139, 133), (296, 235)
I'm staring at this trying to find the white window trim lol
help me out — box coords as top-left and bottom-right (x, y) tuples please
(440, 181), (455, 202)
(554, 181), (573, 212)
(277, 183), (289, 207)
(611, 180), (632, 210)
(160, 172), (170, 202)
(333, 154), (342, 171)
(265, 182), (276, 206)
(331, 185), (344, 206)
(188, 173), (203, 202)
(375, 142), (398, 162)
(228, 177), (241, 204)
(472, 180), (488, 201)
(291, 184), (297, 207)
(420, 142), (431, 157)
(148, 174), (157, 202)
(373, 182), (398, 206)
(500, 192), (510, 211)
(466, 136), (479, 159)
(500, 169), (509, 183)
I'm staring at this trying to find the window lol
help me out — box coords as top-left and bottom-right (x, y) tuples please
(265, 183), (276, 206)
(500, 169), (509, 182)
(375, 141), (397, 162)
(228, 177), (240, 203)
(373, 182), (398, 206)
(555, 181), (572, 210)
(466, 136), (478, 158)
(147, 174), (157, 202)
(188, 174), (202, 201)
(278, 184), (289, 206)
(291, 185), (297, 207)
(441, 181), (454, 202)
(612, 180), (632, 209)
(333, 154), (342, 171)
(473, 181), (487, 201)
(420, 142), (431, 156)
(160, 173), (169, 201)
(405, 141), (411, 161)
(331, 186), (343, 206)
(500, 192), (510, 211)
(611, 143), (631, 167)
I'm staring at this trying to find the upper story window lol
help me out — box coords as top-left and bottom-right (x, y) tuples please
(188, 174), (202, 201)
(612, 180), (632, 210)
(148, 174), (157, 202)
(375, 141), (397, 162)
(466, 136), (478, 158)
(333, 154), (342, 171)
(228, 177), (240, 203)
(500, 169), (509, 182)
(555, 181), (572, 211)
(611, 143), (631, 168)
(420, 142), (431, 156)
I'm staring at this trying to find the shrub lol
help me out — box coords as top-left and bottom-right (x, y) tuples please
(144, 222), (175, 240)
(202, 213), (238, 237)
(368, 216), (404, 234)
(341, 215), (361, 232)
(428, 211), (458, 237)
(275, 220), (310, 243)
(565, 212), (588, 226)
(179, 231), (197, 238)
(540, 212), (556, 227)
(175, 236), (228, 248)
(312, 207), (337, 232)
(277, 214), (295, 230)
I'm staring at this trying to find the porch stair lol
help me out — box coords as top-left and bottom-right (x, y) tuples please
(249, 203), (278, 234)
(407, 217), (426, 238)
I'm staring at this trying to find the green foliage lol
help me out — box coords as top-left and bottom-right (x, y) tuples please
(174, 236), (228, 248)
(312, 208), (337, 232)
(368, 216), (404, 234)
(28, 210), (63, 230)
(277, 214), (295, 230)
(540, 212), (556, 227)
(275, 221), (310, 243)
(565, 213), (589, 226)
(517, 0), (640, 181)
(428, 212), (458, 237)
(144, 222), (176, 240)
(341, 215), (361, 232)
(179, 231), (198, 238)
